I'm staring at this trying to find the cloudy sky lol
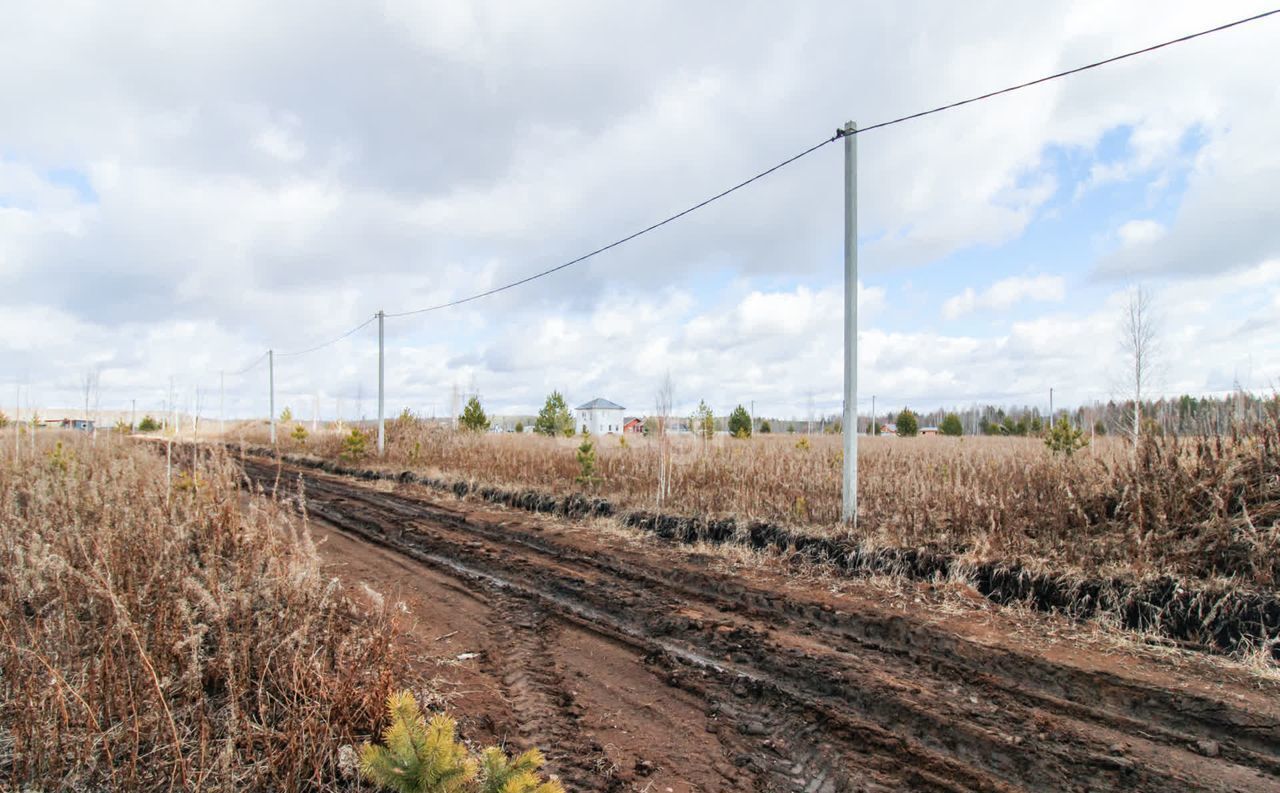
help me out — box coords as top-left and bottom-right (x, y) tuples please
(2, 1), (1278, 422)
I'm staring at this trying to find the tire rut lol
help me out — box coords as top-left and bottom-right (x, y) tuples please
(243, 457), (1279, 792)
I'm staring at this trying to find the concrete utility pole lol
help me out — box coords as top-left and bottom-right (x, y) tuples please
(131, 398), (136, 431)
(1049, 387), (1054, 427)
(870, 394), (876, 435)
(841, 120), (858, 525)
(269, 349), (276, 444)
(377, 310), (385, 455)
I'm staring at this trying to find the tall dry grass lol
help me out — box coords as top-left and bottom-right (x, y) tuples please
(249, 410), (1280, 586)
(0, 434), (402, 791)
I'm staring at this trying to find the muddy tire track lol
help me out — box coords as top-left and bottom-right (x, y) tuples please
(244, 456), (1279, 792)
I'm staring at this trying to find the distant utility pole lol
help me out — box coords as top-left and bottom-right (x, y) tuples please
(377, 310), (385, 455)
(1049, 387), (1054, 426)
(131, 398), (136, 431)
(870, 394), (876, 435)
(14, 385), (20, 457)
(312, 392), (319, 433)
(219, 371), (225, 436)
(268, 349), (276, 445)
(841, 119), (858, 525)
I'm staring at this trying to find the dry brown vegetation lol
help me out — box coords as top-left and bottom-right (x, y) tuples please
(0, 435), (402, 790)
(246, 408), (1280, 587)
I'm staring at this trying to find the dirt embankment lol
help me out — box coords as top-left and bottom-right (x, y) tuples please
(241, 454), (1280, 792)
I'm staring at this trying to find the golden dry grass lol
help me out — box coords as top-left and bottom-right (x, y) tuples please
(0, 434), (402, 791)
(246, 412), (1280, 586)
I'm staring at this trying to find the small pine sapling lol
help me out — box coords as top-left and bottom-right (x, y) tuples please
(360, 691), (476, 793)
(477, 747), (563, 793)
(292, 424), (308, 445)
(575, 431), (599, 486)
(342, 428), (368, 461)
(360, 691), (564, 793)
(1044, 416), (1088, 457)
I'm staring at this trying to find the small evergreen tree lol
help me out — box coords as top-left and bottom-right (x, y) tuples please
(533, 391), (573, 436)
(459, 397), (490, 432)
(575, 431), (598, 486)
(691, 400), (715, 441)
(137, 415), (162, 432)
(1045, 416), (1088, 457)
(896, 409), (919, 437)
(342, 428), (368, 460)
(939, 413), (963, 436)
(360, 691), (564, 793)
(360, 691), (476, 793)
(759, 420), (771, 434)
(728, 404), (752, 438)
(0, 411), (8, 429)
(292, 424), (308, 445)
(477, 747), (562, 793)
(280, 406), (293, 422)
(514, 421), (524, 433)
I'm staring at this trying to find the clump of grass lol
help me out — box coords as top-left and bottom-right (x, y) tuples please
(0, 435), (403, 790)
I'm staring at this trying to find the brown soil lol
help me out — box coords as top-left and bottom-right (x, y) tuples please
(243, 456), (1280, 792)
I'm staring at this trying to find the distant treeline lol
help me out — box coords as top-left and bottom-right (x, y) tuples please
(858, 391), (1277, 437)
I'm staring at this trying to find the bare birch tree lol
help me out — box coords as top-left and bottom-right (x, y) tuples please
(1119, 285), (1159, 544)
(654, 371), (675, 507)
(1119, 285), (1159, 444)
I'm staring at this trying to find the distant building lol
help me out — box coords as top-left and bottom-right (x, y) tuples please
(575, 398), (625, 435)
(879, 423), (897, 436)
(920, 426), (940, 436)
(623, 416), (644, 434)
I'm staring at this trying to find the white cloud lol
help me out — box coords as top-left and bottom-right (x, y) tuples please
(1116, 219), (1165, 248)
(1, 1), (1278, 417)
(942, 274), (1066, 320)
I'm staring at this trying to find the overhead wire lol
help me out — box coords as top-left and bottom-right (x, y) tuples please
(384, 8), (1279, 320)
(206, 7), (1277, 380)
(226, 350), (269, 375)
(384, 136), (839, 317)
(844, 7), (1280, 138)
(275, 313), (379, 357)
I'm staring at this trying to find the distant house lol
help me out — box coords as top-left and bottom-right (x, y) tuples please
(623, 416), (644, 434)
(576, 398), (626, 435)
(920, 426), (940, 436)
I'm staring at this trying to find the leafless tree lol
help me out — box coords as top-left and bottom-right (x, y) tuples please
(1118, 285), (1160, 544)
(654, 371), (675, 507)
(1119, 285), (1159, 444)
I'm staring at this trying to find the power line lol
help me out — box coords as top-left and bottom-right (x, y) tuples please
(384, 136), (838, 317)
(844, 8), (1280, 138)
(275, 314), (378, 358)
(227, 350), (269, 375)
(385, 9), (1278, 321)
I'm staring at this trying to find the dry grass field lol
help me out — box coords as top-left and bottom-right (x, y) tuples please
(0, 435), (402, 790)
(241, 410), (1280, 589)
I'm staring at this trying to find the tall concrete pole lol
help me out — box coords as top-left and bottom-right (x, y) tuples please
(1049, 387), (1054, 428)
(870, 394), (876, 435)
(841, 120), (858, 525)
(377, 310), (385, 455)
(269, 349), (276, 445)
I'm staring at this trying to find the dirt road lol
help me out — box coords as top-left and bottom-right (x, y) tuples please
(242, 456), (1280, 792)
